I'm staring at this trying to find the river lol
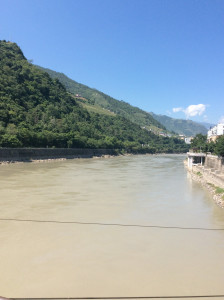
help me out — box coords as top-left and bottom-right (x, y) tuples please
(0, 154), (224, 298)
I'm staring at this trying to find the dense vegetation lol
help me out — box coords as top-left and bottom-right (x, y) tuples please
(36, 66), (210, 136)
(150, 113), (208, 136)
(36, 66), (167, 133)
(0, 40), (189, 153)
(191, 134), (224, 157)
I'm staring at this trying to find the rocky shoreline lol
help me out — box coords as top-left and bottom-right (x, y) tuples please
(184, 160), (224, 208)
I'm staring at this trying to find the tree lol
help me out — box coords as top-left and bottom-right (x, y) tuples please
(191, 134), (207, 152)
(214, 136), (224, 157)
(0, 40), (189, 154)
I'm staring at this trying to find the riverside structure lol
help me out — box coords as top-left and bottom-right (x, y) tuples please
(186, 152), (224, 207)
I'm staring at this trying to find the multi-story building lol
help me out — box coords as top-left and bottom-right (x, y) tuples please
(207, 123), (224, 141)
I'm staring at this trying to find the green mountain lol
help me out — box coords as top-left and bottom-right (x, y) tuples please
(150, 113), (208, 136)
(36, 65), (209, 137)
(0, 40), (188, 153)
(198, 121), (215, 130)
(36, 66), (167, 133)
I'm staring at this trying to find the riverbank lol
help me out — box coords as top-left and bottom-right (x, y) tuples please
(0, 155), (117, 165)
(0, 148), (187, 165)
(0, 148), (119, 164)
(1, 154), (224, 297)
(184, 160), (224, 208)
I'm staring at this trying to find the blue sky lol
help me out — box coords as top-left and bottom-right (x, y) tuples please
(1, 0), (224, 124)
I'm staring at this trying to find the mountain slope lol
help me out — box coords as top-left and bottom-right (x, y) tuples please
(197, 121), (215, 130)
(37, 66), (210, 136)
(0, 40), (188, 153)
(36, 66), (167, 133)
(150, 113), (208, 136)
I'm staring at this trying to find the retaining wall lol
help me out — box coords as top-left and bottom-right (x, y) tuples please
(205, 155), (224, 174)
(0, 148), (117, 162)
(193, 164), (224, 188)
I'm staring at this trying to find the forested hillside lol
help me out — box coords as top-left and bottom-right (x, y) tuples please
(37, 66), (210, 137)
(151, 113), (208, 136)
(36, 66), (167, 133)
(0, 40), (189, 153)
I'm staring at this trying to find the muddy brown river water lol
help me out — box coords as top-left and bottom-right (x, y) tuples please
(0, 154), (224, 298)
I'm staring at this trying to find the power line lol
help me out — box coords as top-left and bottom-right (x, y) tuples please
(0, 218), (224, 231)
(11, 295), (224, 299)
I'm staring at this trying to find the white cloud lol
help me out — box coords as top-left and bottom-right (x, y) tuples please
(172, 107), (183, 113)
(184, 104), (206, 118)
(172, 104), (206, 119)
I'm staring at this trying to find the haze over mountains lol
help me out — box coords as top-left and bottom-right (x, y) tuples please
(37, 66), (211, 137)
(150, 113), (210, 136)
(198, 122), (215, 130)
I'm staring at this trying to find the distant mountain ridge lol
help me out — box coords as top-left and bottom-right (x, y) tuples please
(37, 66), (209, 137)
(197, 121), (215, 130)
(150, 113), (208, 136)
(36, 66), (167, 133)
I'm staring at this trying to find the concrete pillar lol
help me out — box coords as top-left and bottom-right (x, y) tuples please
(188, 156), (193, 170)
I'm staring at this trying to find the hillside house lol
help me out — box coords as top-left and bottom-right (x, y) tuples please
(185, 137), (193, 144)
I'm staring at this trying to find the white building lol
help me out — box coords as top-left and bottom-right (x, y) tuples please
(207, 123), (224, 141)
(185, 137), (193, 144)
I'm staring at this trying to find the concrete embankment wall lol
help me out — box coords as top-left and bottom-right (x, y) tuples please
(205, 155), (224, 174)
(0, 148), (117, 162)
(193, 164), (224, 189)
(188, 154), (224, 188)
